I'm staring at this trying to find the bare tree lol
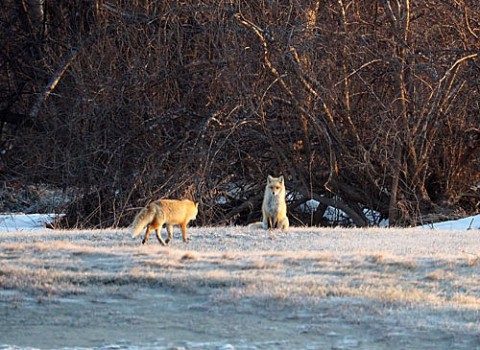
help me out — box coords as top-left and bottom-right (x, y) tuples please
(1, 1), (478, 228)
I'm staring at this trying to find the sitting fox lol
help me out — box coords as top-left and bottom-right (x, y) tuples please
(261, 175), (289, 230)
(249, 175), (289, 231)
(131, 199), (198, 245)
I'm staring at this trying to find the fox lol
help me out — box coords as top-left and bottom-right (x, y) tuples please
(250, 175), (289, 231)
(262, 175), (289, 230)
(131, 199), (198, 245)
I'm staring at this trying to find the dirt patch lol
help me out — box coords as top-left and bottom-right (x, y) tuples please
(1, 227), (479, 349)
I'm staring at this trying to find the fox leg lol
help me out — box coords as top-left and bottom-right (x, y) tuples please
(154, 225), (167, 246)
(155, 229), (167, 246)
(268, 217), (276, 230)
(180, 222), (189, 243)
(279, 217), (289, 231)
(142, 225), (152, 244)
(165, 224), (174, 245)
(262, 215), (269, 230)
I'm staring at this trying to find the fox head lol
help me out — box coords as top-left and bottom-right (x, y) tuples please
(266, 175), (285, 196)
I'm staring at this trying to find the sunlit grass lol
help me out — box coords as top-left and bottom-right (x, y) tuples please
(1, 227), (480, 312)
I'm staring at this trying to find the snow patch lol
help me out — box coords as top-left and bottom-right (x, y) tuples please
(418, 214), (480, 230)
(0, 213), (63, 232)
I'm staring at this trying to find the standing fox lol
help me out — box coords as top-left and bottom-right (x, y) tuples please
(131, 199), (198, 245)
(261, 175), (289, 231)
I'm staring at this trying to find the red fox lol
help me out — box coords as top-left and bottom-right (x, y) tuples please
(131, 199), (198, 245)
(262, 175), (289, 230)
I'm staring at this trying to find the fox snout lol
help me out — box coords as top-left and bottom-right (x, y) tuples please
(269, 186), (281, 195)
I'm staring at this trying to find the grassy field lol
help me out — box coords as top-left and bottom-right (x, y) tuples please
(1, 226), (479, 349)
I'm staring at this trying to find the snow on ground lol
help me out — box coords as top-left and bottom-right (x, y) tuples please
(0, 213), (62, 231)
(0, 212), (478, 231)
(0, 211), (478, 349)
(418, 214), (480, 230)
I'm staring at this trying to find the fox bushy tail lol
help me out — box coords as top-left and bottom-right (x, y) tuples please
(131, 203), (157, 238)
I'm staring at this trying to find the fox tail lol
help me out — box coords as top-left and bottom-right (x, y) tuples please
(131, 203), (157, 238)
(247, 222), (264, 230)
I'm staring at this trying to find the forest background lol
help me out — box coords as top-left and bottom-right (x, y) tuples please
(0, 0), (479, 229)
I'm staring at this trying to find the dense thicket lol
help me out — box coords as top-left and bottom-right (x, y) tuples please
(1, 1), (479, 228)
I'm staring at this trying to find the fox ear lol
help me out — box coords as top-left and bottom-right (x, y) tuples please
(267, 175), (273, 183)
(279, 175), (284, 183)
